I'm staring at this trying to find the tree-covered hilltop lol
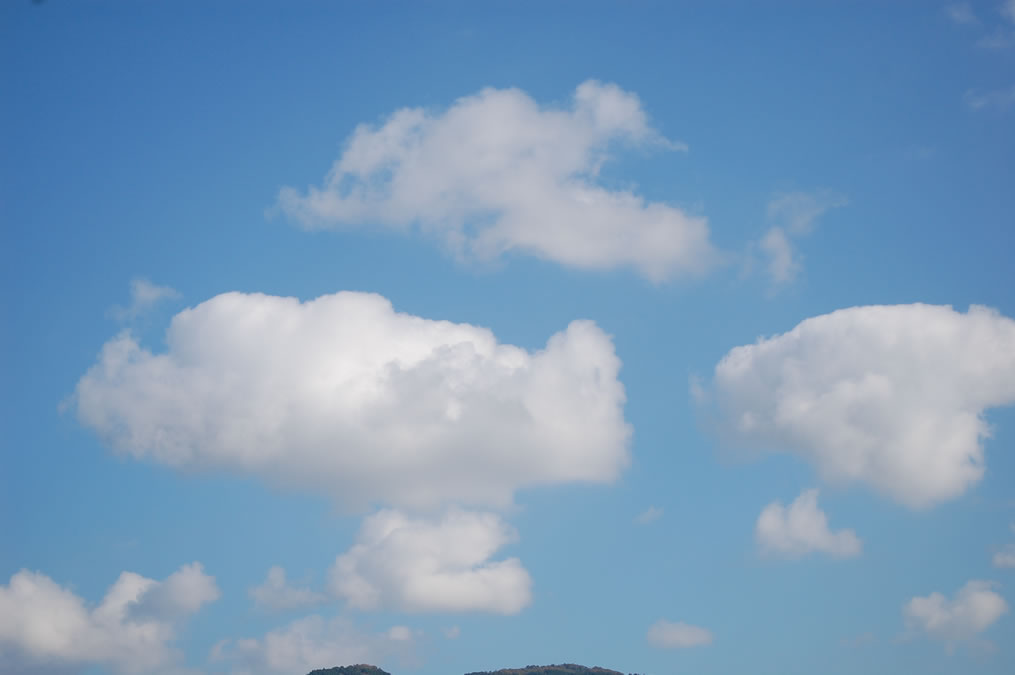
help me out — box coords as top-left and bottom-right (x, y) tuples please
(307, 666), (393, 675)
(306, 664), (642, 675)
(465, 665), (637, 675)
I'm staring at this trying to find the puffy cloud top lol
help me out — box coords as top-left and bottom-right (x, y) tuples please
(0, 563), (218, 674)
(278, 81), (715, 281)
(756, 489), (862, 559)
(708, 304), (1015, 508)
(904, 580), (1008, 648)
(214, 615), (415, 675)
(249, 567), (326, 612)
(74, 291), (631, 510)
(329, 508), (532, 614)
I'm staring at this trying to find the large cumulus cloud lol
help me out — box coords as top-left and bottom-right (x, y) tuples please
(74, 290), (631, 510)
(277, 80), (715, 281)
(706, 304), (1015, 508)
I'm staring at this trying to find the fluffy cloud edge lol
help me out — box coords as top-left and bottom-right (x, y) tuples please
(0, 563), (218, 674)
(704, 303), (1015, 509)
(250, 566), (327, 612)
(74, 290), (631, 511)
(277, 80), (716, 281)
(756, 489), (862, 559)
(903, 580), (1009, 650)
(212, 615), (418, 675)
(328, 508), (533, 615)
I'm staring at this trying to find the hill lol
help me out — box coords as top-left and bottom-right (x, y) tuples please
(308, 666), (393, 675)
(306, 663), (640, 675)
(465, 665), (631, 675)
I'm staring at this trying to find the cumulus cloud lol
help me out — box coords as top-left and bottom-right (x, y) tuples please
(108, 278), (181, 322)
(759, 190), (847, 286)
(756, 489), (862, 559)
(705, 304), (1015, 508)
(277, 81), (715, 281)
(74, 290), (631, 510)
(250, 567), (326, 612)
(0, 563), (218, 674)
(904, 580), (1008, 650)
(646, 620), (713, 649)
(214, 615), (416, 675)
(329, 508), (532, 614)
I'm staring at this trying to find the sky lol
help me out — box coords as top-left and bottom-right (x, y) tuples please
(2, 1), (1015, 674)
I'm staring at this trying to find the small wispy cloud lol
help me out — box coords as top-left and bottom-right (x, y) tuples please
(757, 189), (847, 288)
(647, 619), (713, 649)
(964, 84), (1015, 110)
(634, 506), (663, 525)
(108, 278), (180, 321)
(977, 29), (1015, 48)
(1003, 0), (1015, 23)
(993, 522), (1015, 568)
(994, 546), (1015, 568)
(945, 3), (980, 25)
(972, 1), (1015, 48)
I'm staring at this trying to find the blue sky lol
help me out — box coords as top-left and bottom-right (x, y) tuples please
(2, 1), (1015, 674)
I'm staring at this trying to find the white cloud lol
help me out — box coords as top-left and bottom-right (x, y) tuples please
(904, 580), (1008, 649)
(759, 226), (798, 286)
(329, 508), (532, 614)
(646, 620), (713, 649)
(705, 304), (1015, 508)
(386, 626), (414, 642)
(109, 278), (181, 322)
(443, 625), (461, 639)
(756, 489), (862, 559)
(214, 615), (415, 675)
(946, 3), (979, 25)
(250, 567), (326, 612)
(766, 191), (847, 236)
(994, 547), (1015, 568)
(634, 506), (663, 525)
(759, 190), (847, 286)
(277, 81), (716, 281)
(964, 84), (1015, 110)
(0, 563), (218, 674)
(74, 290), (631, 510)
